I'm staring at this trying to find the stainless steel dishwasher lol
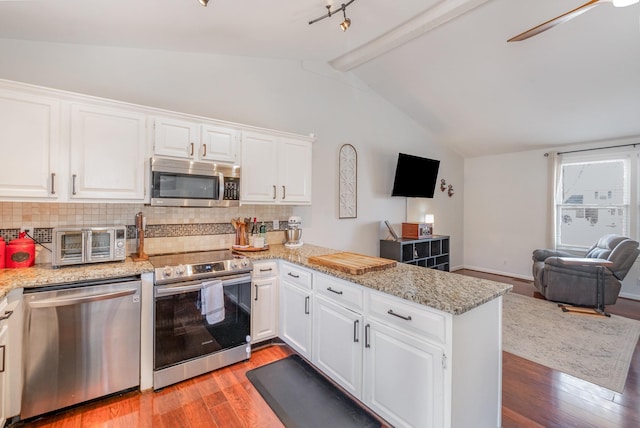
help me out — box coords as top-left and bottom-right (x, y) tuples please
(20, 277), (141, 420)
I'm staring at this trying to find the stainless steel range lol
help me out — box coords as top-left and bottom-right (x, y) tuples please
(150, 250), (252, 390)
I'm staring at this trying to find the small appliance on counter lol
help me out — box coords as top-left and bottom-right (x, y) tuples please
(284, 216), (303, 248)
(5, 232), (35, 268)
(52, 226), (126, 267)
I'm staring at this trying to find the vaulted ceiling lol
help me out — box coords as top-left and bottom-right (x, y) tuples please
(1, 0), (638, 157)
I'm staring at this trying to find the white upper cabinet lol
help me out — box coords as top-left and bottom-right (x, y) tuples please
(69, 104), (147, 201)
(153, 117), (238, 164)
(241, 132), (279, 202)
(278, 138), (312, 203)
(241, 131), (312, 205)
(153, 117), (200, 159)
(0, 88), (60, 199)
(201, 124), (238, 163)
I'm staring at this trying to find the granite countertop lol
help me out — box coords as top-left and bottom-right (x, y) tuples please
(235, 243), (512, 315)
(0, 258), (154, 299)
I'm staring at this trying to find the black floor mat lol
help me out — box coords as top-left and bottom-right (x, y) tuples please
(246, 354), (381, 428)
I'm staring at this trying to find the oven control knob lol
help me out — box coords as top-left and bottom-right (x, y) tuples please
(175, 264), (186, 277)
(162, 266), (173, 278)
(241, 258), (249, 267)
(230, 260), (238, 269)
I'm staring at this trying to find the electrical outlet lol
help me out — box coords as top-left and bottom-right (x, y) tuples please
(21, 225), (33, 234)
(273, 220), (279, 230)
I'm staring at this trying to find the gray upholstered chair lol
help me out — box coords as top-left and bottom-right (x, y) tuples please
(532, 234), (639, 306)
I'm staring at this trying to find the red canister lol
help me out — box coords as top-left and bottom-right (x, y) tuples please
(0, 237), (5, 269)
(6, 233), (35, 268)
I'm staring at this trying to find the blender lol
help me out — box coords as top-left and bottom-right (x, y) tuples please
(284, 216), (303, 248)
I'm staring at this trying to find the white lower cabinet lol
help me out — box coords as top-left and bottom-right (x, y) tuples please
(251, 261), (279, 344)
(279, 262), (313, 359)
(275, 264), (502, 428)
(363, 319), (444, 428)
(312, 295), (363, 398)
(279, 280), (312, 359)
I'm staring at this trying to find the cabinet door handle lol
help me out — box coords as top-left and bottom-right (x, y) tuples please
(288, 272), (300, 278)
(51, 172), (56, 195)
(388, 309), (412, 321)
(202, 143), (207, 157)
(282, 185), (286, 200)
(327, 287), (343, 295)
(273, 185), (277, 200)
(353, 320), (359, 343)
(72, 174), (77, 195)
(0, 310), (13, 321)
(365, 323), (371, 348)
(259, 268), (273, 272)
(189, 142), (195, 156)
(304, 296), (310, 314)
(254, 284), (258, 301)
(0, 345), (5, 373)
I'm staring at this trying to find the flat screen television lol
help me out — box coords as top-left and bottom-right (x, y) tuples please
(391, 153), (440, 198)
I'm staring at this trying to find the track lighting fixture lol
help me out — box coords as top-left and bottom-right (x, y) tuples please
(340, 8), (351, 32)
(198, 0), (209, 6)
(309, 0), (357, 31)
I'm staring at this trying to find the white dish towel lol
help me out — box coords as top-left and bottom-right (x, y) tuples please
(201, 280), (225, 325)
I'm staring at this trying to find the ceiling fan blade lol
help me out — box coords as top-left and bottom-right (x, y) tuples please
(508, 0), (604, 42)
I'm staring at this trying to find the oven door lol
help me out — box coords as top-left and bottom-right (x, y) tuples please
(153, 274), (251, 371)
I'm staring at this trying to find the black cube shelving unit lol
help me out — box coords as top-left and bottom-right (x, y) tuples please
(380, 235), (450, 271)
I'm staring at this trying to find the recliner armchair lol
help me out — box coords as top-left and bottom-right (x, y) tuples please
(532, 234), (639, 306)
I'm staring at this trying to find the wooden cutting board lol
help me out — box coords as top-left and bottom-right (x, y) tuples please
(308, 252), (397, 275)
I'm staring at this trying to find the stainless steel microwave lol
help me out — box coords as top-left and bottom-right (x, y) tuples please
(150, 157), (240, 207)
(52, 226), (127, 267)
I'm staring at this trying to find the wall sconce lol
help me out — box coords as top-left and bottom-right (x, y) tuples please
(447, 184), (454, 197)
(440, 179), (447, 192)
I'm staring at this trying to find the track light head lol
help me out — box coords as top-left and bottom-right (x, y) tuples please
(340, 17), (351, 32)
(198, 0), (209, 6)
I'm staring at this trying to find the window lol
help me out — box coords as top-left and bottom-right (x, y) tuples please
(554, 149), (636, 250)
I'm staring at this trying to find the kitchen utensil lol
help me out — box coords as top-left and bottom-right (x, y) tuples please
(308, 252), (396, 275)
(133, 212), (149, 261)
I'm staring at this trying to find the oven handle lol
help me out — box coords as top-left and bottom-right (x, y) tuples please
(156, 274), (251, 296)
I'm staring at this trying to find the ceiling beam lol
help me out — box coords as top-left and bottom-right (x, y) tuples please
(329, 0), (491, 72)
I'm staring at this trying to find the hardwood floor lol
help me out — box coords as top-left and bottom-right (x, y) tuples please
(457, 269), (640, 428)
(11, 270), (640, 427)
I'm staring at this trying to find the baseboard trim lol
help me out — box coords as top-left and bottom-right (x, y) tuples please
(460, 265), (533, 281)
(619, 292), (640, 302)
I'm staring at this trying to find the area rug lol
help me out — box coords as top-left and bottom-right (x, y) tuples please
(502, 292), (640, 393)
(246, 354), (380, 428)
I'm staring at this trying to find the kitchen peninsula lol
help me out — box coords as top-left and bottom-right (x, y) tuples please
(238, 243), (512, 428)
(1, 243), (510, 428)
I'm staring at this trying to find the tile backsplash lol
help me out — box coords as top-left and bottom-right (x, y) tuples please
(1, 202), (293, 264)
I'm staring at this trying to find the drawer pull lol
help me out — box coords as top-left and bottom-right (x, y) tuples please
(365, 324), (371, 348)
(388, 309), (412, 321)
(259, 268), (273, 272)
(327, 287), (343, 295)
(288, 272), (300, 278)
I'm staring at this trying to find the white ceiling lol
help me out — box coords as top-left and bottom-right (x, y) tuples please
(0, 0), (638, 157)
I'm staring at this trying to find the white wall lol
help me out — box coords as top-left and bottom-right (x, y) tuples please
(0, 39), (465, 265)
(464, 149), (550, 279)
(464, 147), (640, 300)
